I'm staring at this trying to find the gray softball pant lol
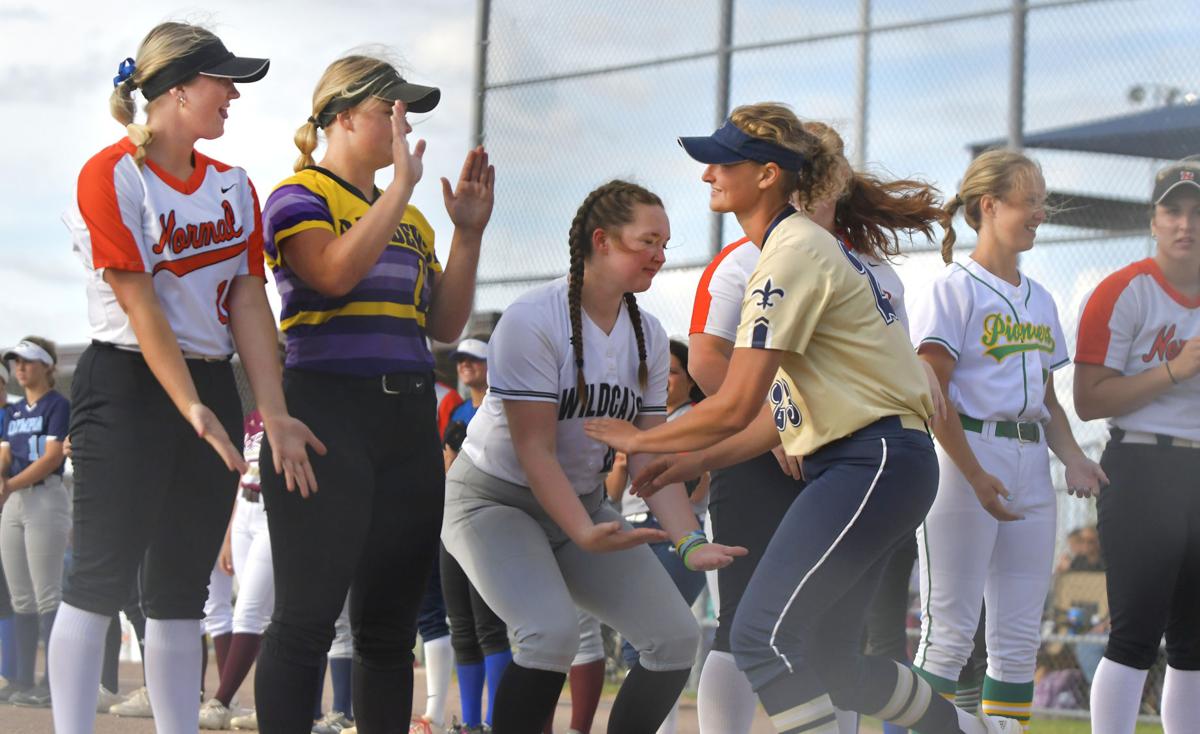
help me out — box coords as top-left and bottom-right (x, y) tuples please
(0, 474), (70, 615)
(441, 455), (699, 674)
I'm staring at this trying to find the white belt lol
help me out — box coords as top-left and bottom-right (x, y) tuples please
(1117, 430), (1200, 450)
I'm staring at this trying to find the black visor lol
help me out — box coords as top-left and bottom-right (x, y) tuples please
(312, 68), (440, 128)
(140, 39), (269, 101)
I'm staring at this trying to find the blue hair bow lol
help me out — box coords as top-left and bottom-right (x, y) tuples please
(113, 57), (136, 88)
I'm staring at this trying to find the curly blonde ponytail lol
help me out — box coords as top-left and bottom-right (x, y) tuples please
(729, 103), (844, 213)
(294, 120), (320, 172)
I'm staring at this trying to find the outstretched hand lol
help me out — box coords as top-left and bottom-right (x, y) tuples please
(264, 414), (328, 498)
(683, 542), (748, 571)
(442, 145), (495, 234)
(630, 452), (704, 498)
(573, 520), (668, 554)
(584, 418), (641, 455)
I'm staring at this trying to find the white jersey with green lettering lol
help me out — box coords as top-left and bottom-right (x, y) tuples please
(910, 258), (1069, 423)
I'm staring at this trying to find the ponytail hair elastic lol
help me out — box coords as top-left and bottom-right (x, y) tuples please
(113, 57), (137, 88)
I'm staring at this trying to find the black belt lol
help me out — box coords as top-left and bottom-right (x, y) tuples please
(289, 368), (432, 396)
(241, 487), (260, 503)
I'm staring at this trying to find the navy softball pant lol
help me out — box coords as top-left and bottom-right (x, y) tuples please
(731, 416), (938, 714)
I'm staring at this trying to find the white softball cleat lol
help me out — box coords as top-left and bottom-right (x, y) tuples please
(982, 714), (1024, 732)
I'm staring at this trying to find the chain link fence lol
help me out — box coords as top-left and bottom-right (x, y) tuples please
(476, 0), (1196, 722)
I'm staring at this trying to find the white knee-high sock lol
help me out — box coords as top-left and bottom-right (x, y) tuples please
(1090, 657), (1148, 734)
(1162, 666), (1200, 733)
(144, 619), (204, 734)
(697, 650), (757, 734)
(48, 603), (110, 734)
(423, 635), (454, 726)
(656, 699), (679, 734)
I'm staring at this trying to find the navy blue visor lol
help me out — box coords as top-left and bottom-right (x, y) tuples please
(678, 119), (806, 171)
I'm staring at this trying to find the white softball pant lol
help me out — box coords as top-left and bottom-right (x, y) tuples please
(203, 494), (274, 636)
(914, 428), (1057, 683)
(0, 474), (70, 615)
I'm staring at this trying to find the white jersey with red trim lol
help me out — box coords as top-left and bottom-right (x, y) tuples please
(63, 138), (266, 357)
(690, 237), (759, 341)
(1076, 258), (1200, 441)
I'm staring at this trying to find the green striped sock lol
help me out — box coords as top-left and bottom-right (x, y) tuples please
(912, 666), (957, 700)
(981, 676), (1033, 728)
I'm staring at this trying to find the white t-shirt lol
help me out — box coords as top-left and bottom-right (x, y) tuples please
(462, 277), (669, 495)
(1076, 258), (1200, 441)
(63, 138), (265, 357)
(911, 259), (1069, 423)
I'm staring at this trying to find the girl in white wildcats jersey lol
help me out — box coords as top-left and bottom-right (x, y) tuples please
(48, 22), (322, 734)
(1075, 161), (1200, 734)
(910, 150), (1106, 730)
(442, 180), (745, 734)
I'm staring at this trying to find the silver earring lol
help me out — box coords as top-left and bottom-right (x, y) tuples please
(177, 95), (186, 107)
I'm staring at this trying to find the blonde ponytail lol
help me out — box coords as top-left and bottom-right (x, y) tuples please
(940, 196), (963, 263)
(294, 120), (319, 172)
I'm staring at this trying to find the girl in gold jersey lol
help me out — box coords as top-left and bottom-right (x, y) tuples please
(587, 103), (1020, 734)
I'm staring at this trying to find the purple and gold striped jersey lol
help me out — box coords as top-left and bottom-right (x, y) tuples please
(263, 166), (441, 376)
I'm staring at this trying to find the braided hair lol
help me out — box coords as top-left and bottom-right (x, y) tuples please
(566, 180), (662, 403)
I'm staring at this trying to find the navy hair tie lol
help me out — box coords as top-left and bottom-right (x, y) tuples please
(113, 57), (136, 88)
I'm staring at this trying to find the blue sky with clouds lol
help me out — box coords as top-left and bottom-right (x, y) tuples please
(1, 0), (1196, 358)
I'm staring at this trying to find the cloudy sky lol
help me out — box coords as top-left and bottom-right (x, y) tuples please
(1, 0), (1196, 355)
(0, 0), (479, 346)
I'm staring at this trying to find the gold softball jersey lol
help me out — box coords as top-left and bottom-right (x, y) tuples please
(734, 210), (933, 457)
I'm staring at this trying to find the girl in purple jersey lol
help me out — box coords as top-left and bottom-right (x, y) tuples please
(254, 53), (494, 733)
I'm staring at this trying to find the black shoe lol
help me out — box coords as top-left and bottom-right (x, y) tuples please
(0, 682), (30, 703)
(10, 683), (51, 708)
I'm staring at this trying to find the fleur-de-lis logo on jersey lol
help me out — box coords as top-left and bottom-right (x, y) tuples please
(752, 279), (785, 309)
(769, 378), (802, 431)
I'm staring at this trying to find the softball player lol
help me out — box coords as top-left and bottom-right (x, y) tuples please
(1075, 160), (1200, 733)
(684, 120), (944, 734)
(441, 180), (744, 734)
(255, 53), (493, 733)
(909, 149), (1106, 730)
(0, 338), (70, 708)
(0, 362), (12, 690)
(588, 103), (1019, 734)
(48, 22), (322, 734)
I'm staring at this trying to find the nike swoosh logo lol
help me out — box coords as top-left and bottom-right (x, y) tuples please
(220, 184), (238, 194)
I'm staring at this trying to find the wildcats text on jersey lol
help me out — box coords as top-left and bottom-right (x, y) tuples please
(558, 383), (643, 422)
(980, 312), (1056, 361)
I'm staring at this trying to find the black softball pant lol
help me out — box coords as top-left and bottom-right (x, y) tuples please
(707, 450), (805, 653)
(255, 368), (444, 734)
(440, 543), (509, 665)
(63, 343), (241, 619)
(1097, 440), (1200, 671)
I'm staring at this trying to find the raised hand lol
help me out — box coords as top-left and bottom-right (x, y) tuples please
(391, 101), (425, 192)
(442, 145), (495, 234)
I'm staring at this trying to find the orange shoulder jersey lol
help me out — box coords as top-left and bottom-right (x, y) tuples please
(63, 138), (265, 357)
(690, 237), (759, 341)
(1076, 258), (1200, 441)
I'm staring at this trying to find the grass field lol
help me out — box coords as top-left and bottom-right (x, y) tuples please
(860, 717), (1163, 733)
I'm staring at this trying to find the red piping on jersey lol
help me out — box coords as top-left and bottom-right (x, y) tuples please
(151, 241), (247, 277)
(1076, 258), (1199, 366)
(690, 237), (752, 335)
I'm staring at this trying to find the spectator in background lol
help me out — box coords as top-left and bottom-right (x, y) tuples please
(1069, 526), (1103, 573)
(0, 361), (14, 688)
(0, 338), (71, 707)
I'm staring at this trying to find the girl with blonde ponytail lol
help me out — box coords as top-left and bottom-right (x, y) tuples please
(909, 149), (1105, 731)
(252, 51), (494, 733)
(588, 104), (1023, 734)
(52, 20), (323, 734)
(439, 179), (745, 733)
